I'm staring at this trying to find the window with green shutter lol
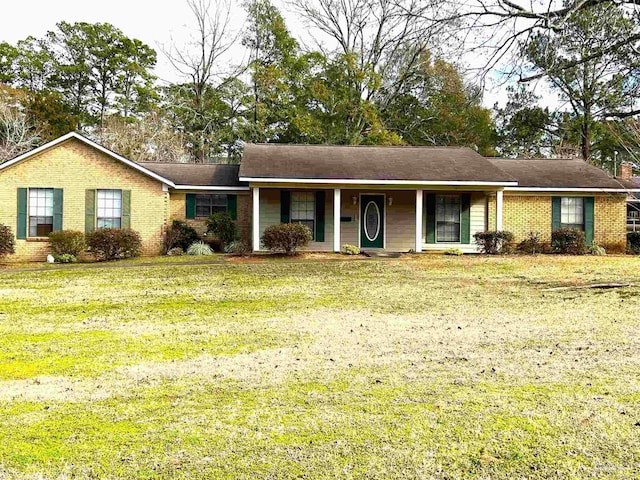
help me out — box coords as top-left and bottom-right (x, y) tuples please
(28, 188), (55, 237)
(552, 196), (594, 244)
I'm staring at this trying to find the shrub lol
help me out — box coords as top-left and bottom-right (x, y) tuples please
(628, 232), (640, 254)
(224, 240), (250, 255)
(551, 228), (587, 255)
(473, 231), (515, 254)
(0, 224), (16, 259)
(167, 247), (184, 256)
(589, 242), (606, 256)
(53, 253), (77, 263)
(164, 220), (199, 253)
(444, 247), (464, 256)
(342, 244), (360, 255)
(206, 212), (237, 248)
(261, 223), (312, 255)
(187, 241), (214, 256)
(48, 230), (85, 256)
(86, 228), (142, 261)
(517, 231), (546, 255)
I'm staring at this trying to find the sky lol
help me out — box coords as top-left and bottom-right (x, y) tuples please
(0, 0), (557, 110)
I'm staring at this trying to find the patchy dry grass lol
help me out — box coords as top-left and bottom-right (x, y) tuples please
(1, 255), (639, 479)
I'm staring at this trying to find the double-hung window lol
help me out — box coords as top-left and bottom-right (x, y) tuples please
(436, 195), (461, 242)
(560, 197), (584, 230)
(29, 188), (54, 237)
(291, 192), (315, 239)
(195, 194), (227, 218)
(97, 189), (122, 228)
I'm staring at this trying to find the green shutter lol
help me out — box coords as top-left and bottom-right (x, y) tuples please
(426, 194), (436, 244)
(52, 188), (63, 232)
(121, 190), (131, 229)
(280, 191), (291, 223)
(315, 191), (325, 242)
(17, 188), (27, 239)
(551, 197), (561, 231)
(85, 189), (96, 233)
(227, 195), (238, 220)
(584, 196), (595, 245)
(460, 194), (471, 244)
(186, 194), (196, 219)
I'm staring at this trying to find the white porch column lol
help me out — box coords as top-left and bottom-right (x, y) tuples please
(496, 190), (504, 231)
(252, 187), (260, 252)
(415, 189), (423, 252)
(333, 189), (341, 252)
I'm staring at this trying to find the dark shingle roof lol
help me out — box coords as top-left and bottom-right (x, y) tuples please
(239, 144), (517, 183)
(138, 162), (247, 187)
(486, 158), (631, 189)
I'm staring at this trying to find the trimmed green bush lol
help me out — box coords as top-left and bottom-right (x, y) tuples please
(473, 231), (515, 254)
(342, 244), (360, 255)
(261, 223), (312, 255)
(552, 228), (587, 255)
(48, 230), (85, 256)
(207, 212), (237, 248)
(0, 224), (16, 259)
(516, 231), (546, 255)
(628, 232), (640, 254)
(186, 241), (214, 256)
(86, 228), (142, 261)
(444, 247), (464, 256)
(164, 220), (200, 253)
(53, 253), (77, 263)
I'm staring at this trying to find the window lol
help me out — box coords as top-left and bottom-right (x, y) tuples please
(291, 192), (315, 238)
(561, 197), (584, 230)
(29, 188), (54, 237)
(195, 194), (227, 218)
(97, 189), (122, 228)
(436, 195), (461, 242)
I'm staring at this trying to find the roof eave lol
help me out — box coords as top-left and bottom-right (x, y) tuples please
(239, 177), (518, 187)
(505, 186), (638, 193)
(172, 184), (250, 191)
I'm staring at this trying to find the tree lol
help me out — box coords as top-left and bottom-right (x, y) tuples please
(0, 87), (40, 163)
(291, 0), (450, 142)
(524, 3), (640, 161)
(163, 0), (239, 162)
(380, 49), (496, 153)
(242, 0), (301, 141)
(494, 85), (553, 157)
(95, 111), (189, 163)
(431, 0), (640, 80)
(47, 22), (158, 128)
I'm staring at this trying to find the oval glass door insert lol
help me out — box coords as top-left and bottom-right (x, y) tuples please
(364, 201), (381, 242)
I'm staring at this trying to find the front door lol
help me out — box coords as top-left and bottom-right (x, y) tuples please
(360, 195), (385, 248)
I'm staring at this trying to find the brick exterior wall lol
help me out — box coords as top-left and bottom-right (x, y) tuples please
(487, 195), (496, 231)
(0, 138), (169, 261)
(169, 191), (251, 244)
(594, 195), (627, 251)
(502, 193), (627, 250)
(503, 195), (554, 241)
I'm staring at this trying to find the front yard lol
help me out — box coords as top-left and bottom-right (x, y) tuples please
(0, 255), (639, 479)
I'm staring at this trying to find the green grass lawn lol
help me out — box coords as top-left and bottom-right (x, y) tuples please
(1, 254), (639, 479)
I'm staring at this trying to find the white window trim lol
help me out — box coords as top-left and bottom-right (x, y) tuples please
(96, 189), (123, 229)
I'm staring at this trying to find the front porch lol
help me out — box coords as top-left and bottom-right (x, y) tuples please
(250, 186), (505, 253)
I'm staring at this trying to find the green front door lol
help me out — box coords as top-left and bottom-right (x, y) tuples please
(360, 195), (385, 248)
